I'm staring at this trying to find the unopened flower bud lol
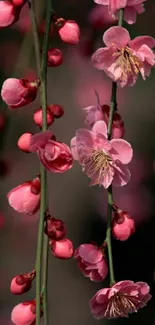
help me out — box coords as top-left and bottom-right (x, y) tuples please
(7, 176), (40, 215)
(48, 104), (64, 118)
(55, 18), (80, 45)
(45, 217), (66, 240)
(18, 133), (32, 153)
(47, 48), (63, 67)
(0, 1), (20, 28)
(50, 238), (74, 259)
(1, 78), (40, 109)
(11, 300), (42, 325)
(10, 270), (36, 295)
(112, 207), (135, 241)
(33, 107), (54, 127)
(102, 105), (125, 139)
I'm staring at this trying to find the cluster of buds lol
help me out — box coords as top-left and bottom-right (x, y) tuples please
(45, 212), (74, 259)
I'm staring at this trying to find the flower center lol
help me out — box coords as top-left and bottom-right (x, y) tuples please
(105, 293), (140, 318)
(82, 150), (112, 184)
(114, 46), (143, 81)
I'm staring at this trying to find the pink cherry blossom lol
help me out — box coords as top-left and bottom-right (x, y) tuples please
(90, 280), (151, 319)
(50, 238), (74, 259)
(74, 244), (108, 282)
(0, 1), (20, 28)
(1, 78), (40, 109)
(55, 19), (80, 45)
(71, 120), (133, 188)
(7, 176), (40, 215)
(94, 0), (146, 24)
(112, 207), (135, 240)
(11, 300), (41, 325)
(92, 26), (155, 87)
(29, 131), (73, 173)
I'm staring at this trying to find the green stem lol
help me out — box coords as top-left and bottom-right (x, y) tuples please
(106, 9), (124, 287)
(39, 1), (53, 325)
(29, 1), (52, 325)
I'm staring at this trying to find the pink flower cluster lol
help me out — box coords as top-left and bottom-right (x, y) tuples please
(94, 0), (146, 24)
(92, 26), (155, 87)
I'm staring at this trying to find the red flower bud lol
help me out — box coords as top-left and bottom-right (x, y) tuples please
(102, 105), (125, 139)
(112, 207), (135, 241)
(50, 238), (74, 259)
(11, 300), (43, 325)
(1, 78), (40, 109)
(55, 18), (80, 45)
(12, 0), (26, 7)
(10, 270), (36, 295)
(47, 48), (63, 67)
(48, 104), (64, 118)
(33, 107), (54, 127)
(0, 1), (21, 28)
(45, 217), (66, 240)
(18, 133), (33, 153)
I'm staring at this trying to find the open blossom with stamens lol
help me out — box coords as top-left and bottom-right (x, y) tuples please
(71, 120), (133, 188)
(90, 280), (151, 319)
(92, 26), (155, 87)
(94, 0), (146, 24)
(74, 244), (108, 282)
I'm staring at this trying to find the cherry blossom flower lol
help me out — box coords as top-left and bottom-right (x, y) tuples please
(112, 207), (135, 240)
(50, 238), (74, 259)
(74, 244), (108, 282)
(90, 280), (151, 319)
(30, 131), (73, 173)
(1, 78), (40, 109)
(7, 176), (40, 215)
(92, 26), (155, 87)
(71, 120), (133, 188)
(94, 0), (146, 24)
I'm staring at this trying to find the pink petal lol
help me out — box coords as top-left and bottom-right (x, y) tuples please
(29, 131), (52, 152)
(92, 120), (108, 138)
(138, 44), (155, 65)
(110, 139), (133, 164)
(78, 244), (103, 264)
(129, 36), (155, 50)
(103, 26), (130, 48)
(113, 161), (131, 186)
(136, 282), (150, 296)
(124, 7), (137, 24)
(113, 280), (134, 290)
(134, 4), (145, 14)
(92, 47), (115, 70)
(127, 0), (146, 5)
(109, 0), (127, 14)
(0, 1), (14, 27)
(70, 137), (79, 160)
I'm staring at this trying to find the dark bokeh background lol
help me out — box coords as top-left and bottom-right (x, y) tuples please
(0, 0), (155, 324)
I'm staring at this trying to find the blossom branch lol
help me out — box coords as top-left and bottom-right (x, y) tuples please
(29, 0), (53, 324)
(106, 9), (124, 286)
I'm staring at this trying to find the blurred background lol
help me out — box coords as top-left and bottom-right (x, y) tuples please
(0, 0), (155, 324)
